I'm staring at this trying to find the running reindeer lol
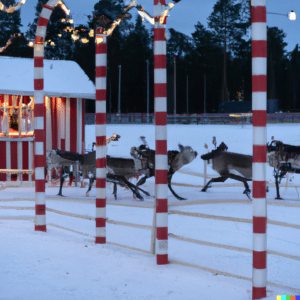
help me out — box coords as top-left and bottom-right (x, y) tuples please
(130, 137), (198, 200)
(201, 142), (252, 199)
(47, 148), (149, 200)
(267, 140), (300, 199)
(50, 137), (198, 201)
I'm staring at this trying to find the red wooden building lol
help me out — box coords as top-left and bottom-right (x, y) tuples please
(0, 56), (95, 185)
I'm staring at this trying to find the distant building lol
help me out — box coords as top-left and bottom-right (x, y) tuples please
(0, 56), (95, 185)
(219, 100), (279, 113)
(219, 101), (251, 113)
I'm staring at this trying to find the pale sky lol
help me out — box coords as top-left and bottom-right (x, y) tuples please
(19, 0), (300, 52)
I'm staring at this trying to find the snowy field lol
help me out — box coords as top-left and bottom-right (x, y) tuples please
(1, 123), (300, 300)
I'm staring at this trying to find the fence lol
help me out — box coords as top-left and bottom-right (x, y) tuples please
(85, 113), (300, 125)
(2, 195), (300, 294)
(167, 199), (300, 294)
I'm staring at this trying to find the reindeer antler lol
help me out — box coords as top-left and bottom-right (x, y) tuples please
(140, 136), (149, 148)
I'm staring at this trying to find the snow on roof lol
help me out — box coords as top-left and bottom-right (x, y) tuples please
(0, 56), (95, 99)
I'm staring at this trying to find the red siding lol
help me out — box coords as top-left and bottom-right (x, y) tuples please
(82, 99), (85, 154)
(70, 98), (77, 152)
(10, 141), (18, 181)
(22, 141), (29, 181)
(51, 97), (58, 149)
(0, 141), (6, 181)
(61, 139), (65, 151)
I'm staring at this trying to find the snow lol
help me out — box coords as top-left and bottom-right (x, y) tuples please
(1, 123), (300, 299)
(0, 56), (95, 99)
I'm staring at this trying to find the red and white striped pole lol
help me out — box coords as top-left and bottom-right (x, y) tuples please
(34, 2), (56, 232)
(154, 0), (168, 265)
(95, 32), (107, 244)
(251, 0), (267, 299)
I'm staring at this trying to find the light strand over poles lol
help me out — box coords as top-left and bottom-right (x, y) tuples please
(0, 0), (26, 13)
(34, 1), (56, 232)
(93, 1), (137, 244)
(95, 32), (107, 244)
(251, 0), (267, 299)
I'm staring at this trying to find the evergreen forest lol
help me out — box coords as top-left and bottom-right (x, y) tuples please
(1, 0), (299, 114)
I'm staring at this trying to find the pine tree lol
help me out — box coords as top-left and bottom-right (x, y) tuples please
(1, 34), (33, 57)
(93, 0), (126, 23)
(44, 6), (75, 60)
(208, 0), (247, 103)
(26, 0), (75, 60)
(267, 27), (288, 108)
(0, 0), (22, 48)
(25, 0), (46, 40)
(187, 22), (223, 113)
(120, 15), (152, 112)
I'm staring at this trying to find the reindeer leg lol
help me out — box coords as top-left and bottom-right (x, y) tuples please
(274, 168), (287, 200)
(136, 175), (150, 197)
(57, 174), (65, 197)
(275, 172), (281, 199)
(119, 176), (144, 200)
(201, 176), (229, 192)
(227, 174), (251, 200)
(136, 185), (150, 196)
(86, 177), (95, 197)
(168, 172), (186, 201)
(107, 175), (149, 200)
(113, 182), (118, 200)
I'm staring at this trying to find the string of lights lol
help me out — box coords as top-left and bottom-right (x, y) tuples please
(0, 33), (34, 53)
(0, 1), (90, 53)
(136, 0), (181, 25)
(0, 0), (26, 13)
(0, 0), (140, 53)
(0, 0), (28, 53)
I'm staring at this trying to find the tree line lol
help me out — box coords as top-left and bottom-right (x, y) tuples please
(1, 0), (299, 113)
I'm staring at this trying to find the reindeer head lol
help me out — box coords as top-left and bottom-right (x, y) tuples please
(170, 145), (198, 172)
(201, 142), (228, 161)
(267, 140), (281, 153)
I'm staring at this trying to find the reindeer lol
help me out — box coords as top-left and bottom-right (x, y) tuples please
(200, 142), (252, 199)
(130, 139), (198, 200)
(52, 138), (197, 201)
(82, 150), (150, 200)
(267, 140), (300, 199)
(48, 149), (148, 200)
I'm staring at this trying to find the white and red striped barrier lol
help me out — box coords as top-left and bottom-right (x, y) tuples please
(33, 1), (85, 232)
(95, 33), (107, 244)
(34, 2), (57, 232)
(251, 0), (267, 299)
(154, 0), (168, 265)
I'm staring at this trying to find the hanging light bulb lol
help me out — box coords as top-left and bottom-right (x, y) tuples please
(288, 10), (296, 21)
(81, 38), (89, 44)
(89, 30), (94, 37)
(95, 36), (104, 44)
(71, 33), (79, 41)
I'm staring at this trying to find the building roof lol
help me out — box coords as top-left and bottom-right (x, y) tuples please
(0, 56), (95, 99)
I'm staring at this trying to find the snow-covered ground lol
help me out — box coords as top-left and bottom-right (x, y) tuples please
(1, 124), (300, 299)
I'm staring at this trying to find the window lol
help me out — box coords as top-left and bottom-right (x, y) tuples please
(0, 95), (34, 137)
